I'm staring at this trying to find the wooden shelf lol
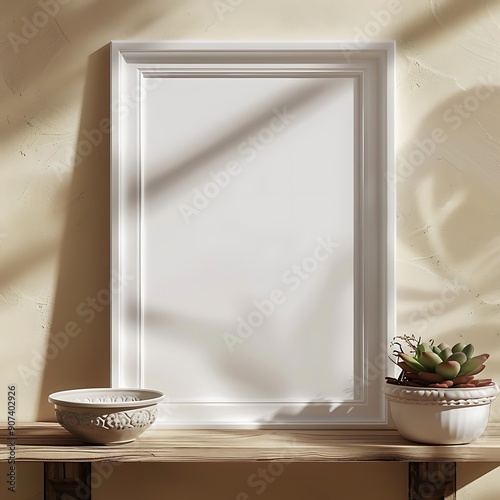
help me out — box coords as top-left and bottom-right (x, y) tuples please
(2, 423), (500, 463)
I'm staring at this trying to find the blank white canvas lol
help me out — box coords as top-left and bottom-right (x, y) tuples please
(141, 76), (355, 403)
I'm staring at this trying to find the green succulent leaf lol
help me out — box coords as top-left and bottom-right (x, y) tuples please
(437, 343), (450, 351)
(399, 353), (427, 373)
(448, 352), (467, 365)
(417, 342), (432, 356)
(458, 354), (490, 377)
(418, 351), (443, 372)
(463, 344), (474, 360)
(432, 346), (442, 354)
(462, 364), (485, 377)
(436, 360), (461, 379)
(452, 342), (465, 353)
(438, 347), (453, 361)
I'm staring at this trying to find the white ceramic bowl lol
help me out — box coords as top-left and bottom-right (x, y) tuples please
(48, 388), (165, 444)
(383, 383), (499, 444)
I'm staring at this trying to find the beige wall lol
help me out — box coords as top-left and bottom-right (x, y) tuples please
(1, 0), (500, 498)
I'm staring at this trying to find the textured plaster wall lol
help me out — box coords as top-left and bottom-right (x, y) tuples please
(0, 0), (500, 498)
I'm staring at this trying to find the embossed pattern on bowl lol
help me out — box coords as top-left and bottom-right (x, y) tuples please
(48, 388), (165, 444)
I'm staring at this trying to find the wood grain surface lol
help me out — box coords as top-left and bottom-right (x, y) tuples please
(2, 424), (500, 463)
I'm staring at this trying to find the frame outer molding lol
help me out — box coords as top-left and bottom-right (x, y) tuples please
(110, 41), (395, 428)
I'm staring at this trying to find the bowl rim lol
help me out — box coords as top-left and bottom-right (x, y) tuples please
(48, 387), (165, 408)
(383, 382), (499, 406)
(384, 382), (498, 391)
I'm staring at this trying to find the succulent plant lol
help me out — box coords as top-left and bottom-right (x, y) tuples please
(386, 335), (494, 388)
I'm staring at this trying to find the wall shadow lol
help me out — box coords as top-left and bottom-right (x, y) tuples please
(394, 83), (500, 487)
(36, 45), (111, 420)
(397, 84), (500, 354)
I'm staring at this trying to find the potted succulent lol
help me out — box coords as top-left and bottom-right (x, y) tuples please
(383, 335), (499, 444)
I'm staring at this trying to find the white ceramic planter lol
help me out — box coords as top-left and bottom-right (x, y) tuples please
(48, 388), (165, 444)
(383, 383), (499, 444)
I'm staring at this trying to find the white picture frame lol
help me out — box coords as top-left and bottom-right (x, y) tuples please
(111, 41), (395, 428)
